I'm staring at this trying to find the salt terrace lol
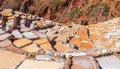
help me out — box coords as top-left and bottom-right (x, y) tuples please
(0, 9), (120, 69)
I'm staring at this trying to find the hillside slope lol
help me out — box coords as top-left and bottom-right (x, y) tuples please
(0, 0), (120, 24)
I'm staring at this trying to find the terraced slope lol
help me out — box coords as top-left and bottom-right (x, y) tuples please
(1, 9), (120, 69)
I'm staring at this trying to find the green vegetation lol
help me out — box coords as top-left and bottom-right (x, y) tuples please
(49, 0), (64, 8)
(87, 3), (109, 17)
(69, 7), (81, 21)
(1, 0), (120, 25)
(116, 2), (120, 12)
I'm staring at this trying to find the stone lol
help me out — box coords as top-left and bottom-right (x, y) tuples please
(21, 43), (40, 52)
(0, 33), (11, 41)
(17, 59), (65, 69)
(0, 49), (25, 69)
(23, 32), (38, 39)
(0, 39), (12, 47)
(54, 44), (71, 52)
(12, 30), (23, 38)
(13, 38), (32, 48)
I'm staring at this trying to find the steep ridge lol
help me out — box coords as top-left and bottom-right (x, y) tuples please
(0, 0), (120, 24)
(0, 9), (120, 69)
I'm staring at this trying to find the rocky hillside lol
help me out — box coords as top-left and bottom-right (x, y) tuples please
(1, 9), (120, 69)
(0, 0), (120, 24)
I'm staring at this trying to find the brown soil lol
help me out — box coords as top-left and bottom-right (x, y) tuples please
(0, 0), (120, 24)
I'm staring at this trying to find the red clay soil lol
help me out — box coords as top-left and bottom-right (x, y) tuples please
(0, 0), (120, 24)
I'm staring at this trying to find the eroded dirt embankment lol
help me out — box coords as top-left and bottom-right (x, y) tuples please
(0, 0), (120, 24)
